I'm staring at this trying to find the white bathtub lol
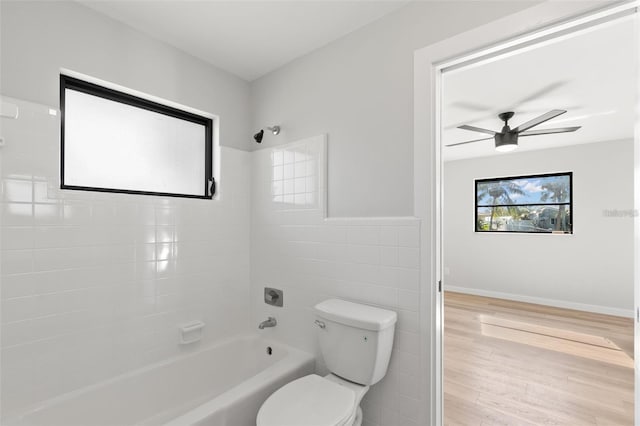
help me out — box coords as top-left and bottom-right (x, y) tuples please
(7, 335), (314, 426)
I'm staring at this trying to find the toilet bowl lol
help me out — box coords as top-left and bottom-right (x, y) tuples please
(256, 373), (368, 426)
(256, 299), (397, 426)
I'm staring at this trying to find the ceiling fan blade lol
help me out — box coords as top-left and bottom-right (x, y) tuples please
(513, 109), (566, 132)
(450, 100), (493, 112)
(457, 125), (496, 135)
(446, 136), (494, 147)
(515, 81), (568, 105)
(519, 126), (581, 137)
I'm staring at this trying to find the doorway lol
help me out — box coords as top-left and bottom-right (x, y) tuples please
(414, 2), (640, 425)
(441, 14), (636, 423)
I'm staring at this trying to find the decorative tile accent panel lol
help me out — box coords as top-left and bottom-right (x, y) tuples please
(251, 135), (422, 426)
(0, 96), (252, 419)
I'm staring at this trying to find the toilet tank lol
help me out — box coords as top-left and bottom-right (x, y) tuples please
(314, 299), (397, 386)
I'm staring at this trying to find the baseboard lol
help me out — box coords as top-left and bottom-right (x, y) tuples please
(445, 285), (634, 318)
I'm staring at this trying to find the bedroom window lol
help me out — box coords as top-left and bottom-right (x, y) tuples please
(475, 172), (572, 234)
(60, 75), (214, 199)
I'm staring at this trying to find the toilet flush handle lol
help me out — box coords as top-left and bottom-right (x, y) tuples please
(314, 320), (326, 329)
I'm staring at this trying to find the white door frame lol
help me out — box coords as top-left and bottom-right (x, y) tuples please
(414, 2), (640, 424)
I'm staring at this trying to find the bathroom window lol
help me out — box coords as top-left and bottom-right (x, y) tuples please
(475, 172), (572, 234)
(60, 75), (214, 199)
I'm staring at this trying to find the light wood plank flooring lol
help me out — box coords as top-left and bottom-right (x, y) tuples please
(444, 291), (634, 425)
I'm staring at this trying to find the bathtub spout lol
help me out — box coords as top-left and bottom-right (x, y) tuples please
(258, 317), (277, 329)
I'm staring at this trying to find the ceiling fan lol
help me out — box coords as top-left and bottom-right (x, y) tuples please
(447, 109), (581, 152)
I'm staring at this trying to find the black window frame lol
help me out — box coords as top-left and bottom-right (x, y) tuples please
(60, 74), (214, 199)
(475, 171), (573, 234)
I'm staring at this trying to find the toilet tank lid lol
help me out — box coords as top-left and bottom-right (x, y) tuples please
(314, 299), (397, 331)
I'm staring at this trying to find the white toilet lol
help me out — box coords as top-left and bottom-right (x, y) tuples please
(257, 299), (397, 426)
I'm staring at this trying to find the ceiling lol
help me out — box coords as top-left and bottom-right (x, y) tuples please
(442, 16), (636, 162)
(78, 0), (409, 81)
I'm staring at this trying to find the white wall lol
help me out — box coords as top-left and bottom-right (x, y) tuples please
(0, 2), (252, 419)
(250, 136), (423, 426)
(250, 1), (538, 217)
(444, 140), (635, 316)
(0, 1), (252, 151)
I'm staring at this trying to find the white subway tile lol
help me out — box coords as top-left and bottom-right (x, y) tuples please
(391, 350), (420, 375)
(341, 262), (381, 284)
(381, 246), (399, 266)
(361, 398), (382, 424)
(397, 309), (419, 333)
(316, 226), (347, 244)
(3, 179), (32, 203)
(62, 202), (92, 225)
(155, 207), (175, 226)
(136, 244), (156, 262)
(397, 395), (421, 421)
(134, 261), (157, 282)
(398, 290), (419, 312)
(379, 226), (399, 246)
(34, 227), (83, 248)
(294, 162), (306, 178)
(32, 247), (93, 271)
(398, 227), (419, 248)
(155, 226), (175, 243)
(398, 247), (420, 268)
(2, 250), (33, 275)
(33, 203), (62, 226)
(1, 227), (34, 250)
(395, 331), (420, 355)
(1, 273), (36, 299)
(91, 203), (117, 225)
(294, 177), (305, 194)
(398, 372), (420, 398)
(93, 245), (136, 265)
(2, 296), (36, 323)
(347, 226), (380, 246)
(380, 408), (399, 426)
(283, 164), (294, 180)
(347, 244), (381, 265)
(316, 243), (347, 262)
(2, 203), (33, 226)
(376, 266), (419, 291)
(33, 181), (53, 204)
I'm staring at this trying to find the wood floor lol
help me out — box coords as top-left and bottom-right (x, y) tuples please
(444, 291), (634, 425)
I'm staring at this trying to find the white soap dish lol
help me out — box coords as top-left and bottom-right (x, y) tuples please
(179, 320), (205, 345)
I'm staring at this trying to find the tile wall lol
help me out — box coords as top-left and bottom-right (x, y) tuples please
(1, 102), (424, 426)
(0, 97), (252, 419)
(250, 135), (423, 426)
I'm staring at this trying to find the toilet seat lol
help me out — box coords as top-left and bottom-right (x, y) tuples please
(257, 374), (356, 426)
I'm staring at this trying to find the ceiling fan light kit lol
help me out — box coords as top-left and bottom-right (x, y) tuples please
(495, 133), (518, 152)
(449, 109), (581, 152)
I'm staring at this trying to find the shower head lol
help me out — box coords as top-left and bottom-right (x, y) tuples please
(267, 125), (280, 135)
(253, 129), (264, 143)
(253, 125), (281, 143)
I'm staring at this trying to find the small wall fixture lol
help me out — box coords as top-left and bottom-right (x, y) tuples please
(264, 287), (283, 307)
(178, 320), (205, 345)
(253, 125), (281, 143)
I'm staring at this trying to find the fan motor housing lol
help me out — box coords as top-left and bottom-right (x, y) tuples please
(495, 131), (518, 149)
